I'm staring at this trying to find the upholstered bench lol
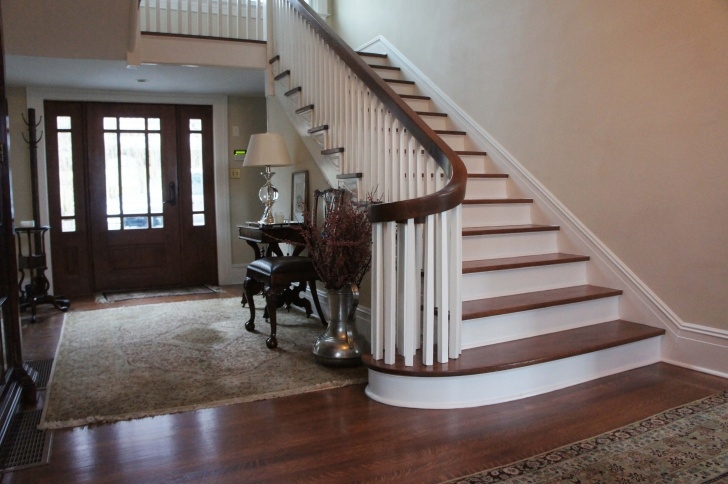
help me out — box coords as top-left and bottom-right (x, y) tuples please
(243, 256), (326, 349)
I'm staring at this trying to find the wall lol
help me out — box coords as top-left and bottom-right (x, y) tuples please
(7, 87), (32, 224)
(228, 95), (268, 266)
(332, 0), (728, 331)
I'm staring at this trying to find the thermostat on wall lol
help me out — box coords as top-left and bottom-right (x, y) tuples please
(233, 149), (246, 161)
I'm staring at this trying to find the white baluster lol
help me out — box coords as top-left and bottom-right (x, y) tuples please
(383, 221), (396, 365)
(422, 214), (435, 365)
(371, 223), (384, 360)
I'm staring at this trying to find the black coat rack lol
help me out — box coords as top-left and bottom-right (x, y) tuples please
(16, 108), (69, 322)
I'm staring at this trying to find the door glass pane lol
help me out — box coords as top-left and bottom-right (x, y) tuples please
(103, 116), (167, 230)
(190, 132), (203, 212)
(57, 116), (71, 130)
(192, 213), (205, 226)
(148, 133), (163, 213)
(61, 219), (76, 232)
(120, 133), (149, 214)
(57, 132), (75, 218)
(119, 117), (146, 130)
(189, 119), (202, 131)
(104, 132), (120, 215)
(103, 117), (117, 130)
(123, 216), (149, 230)
(107, 217), (121, 231)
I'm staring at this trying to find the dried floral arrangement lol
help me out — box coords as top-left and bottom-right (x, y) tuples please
(296, 190), (372, 290)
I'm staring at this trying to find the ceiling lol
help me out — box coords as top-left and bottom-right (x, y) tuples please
(1, 0), (266, 96)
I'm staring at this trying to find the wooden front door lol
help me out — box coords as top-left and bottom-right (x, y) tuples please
(45, 101), (218, 295)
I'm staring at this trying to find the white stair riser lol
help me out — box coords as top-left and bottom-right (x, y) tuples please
(438, 133), (466, 151)
(420, 115), (449, 130)
(462, 262), (588, 300)
(462, 296), (620, 348)
(388, 82), (416, 96)
(365, 337), (662, 409)
(402, 97), (431, 111)
(460, 154), (497, 174)
(462, 231), (558, 261)
(462, 202), (532, 227)
(466, 178), (508, 199)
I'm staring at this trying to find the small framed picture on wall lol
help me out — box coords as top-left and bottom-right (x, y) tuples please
(291, 170), (308, 222)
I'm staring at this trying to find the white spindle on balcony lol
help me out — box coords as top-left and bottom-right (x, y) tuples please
(139, 0), (267, 41)
(270, 0), (465, 367)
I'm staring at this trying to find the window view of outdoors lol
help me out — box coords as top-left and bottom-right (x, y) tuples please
(103, 117), (164, 231)
(189, 118), (205, 226)
(56, 116), (76, 232)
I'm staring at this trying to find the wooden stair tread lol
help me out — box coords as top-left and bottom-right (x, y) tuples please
(463, 253), (590, 274)
(400, 94), (431, 100)
(358, 52), (387, 58)
(321, 147), (344, 155)
(274, 70), (290, 81)
(268, 55), (280, 64)
(463, 284), (623, 320)
(295, 104), (314, 114)
(384, 78), (414, 85)
(468, 173), (508, 179)
(456, 150), (487, 156)
(435, 129), (466, 135)
(362, 320), (664, 377)
(462, 224), (560, 236)
(369, 64), (400, 71)
(463, 198), (533, 204)
(307, 124), (329, 134)
(284, 87), (302, 97)
(416, 111), (447, 117)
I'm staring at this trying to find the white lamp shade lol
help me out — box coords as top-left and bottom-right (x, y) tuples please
(243, 133), (292, 167)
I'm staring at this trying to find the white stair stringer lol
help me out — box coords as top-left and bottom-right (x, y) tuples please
(365, 337), (661, 409)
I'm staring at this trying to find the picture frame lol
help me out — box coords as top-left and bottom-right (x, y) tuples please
(291, 170), (308, 222)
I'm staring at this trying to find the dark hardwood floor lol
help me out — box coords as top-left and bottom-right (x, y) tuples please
(3, 285), (727, 483)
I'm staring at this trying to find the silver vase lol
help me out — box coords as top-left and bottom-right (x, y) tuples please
(312, 284), (363, 366)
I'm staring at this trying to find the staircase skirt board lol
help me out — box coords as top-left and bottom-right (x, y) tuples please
(365, 336), (662, 409)
(462, 297), (620, 348)
(461, 261), (588, 301)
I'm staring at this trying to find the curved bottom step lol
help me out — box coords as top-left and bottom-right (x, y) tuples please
(365, 337), (662, 409)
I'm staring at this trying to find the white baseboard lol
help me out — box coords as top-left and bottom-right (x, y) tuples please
(357, 36), (728, 378)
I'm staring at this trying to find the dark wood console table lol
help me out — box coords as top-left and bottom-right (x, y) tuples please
(237, 222), (312, 314)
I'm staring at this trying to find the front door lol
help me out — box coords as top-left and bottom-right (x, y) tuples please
(45, 101), (218, 295)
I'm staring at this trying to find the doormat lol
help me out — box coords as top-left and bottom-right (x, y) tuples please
(445, 390), (728, 483)
(26, 358), (53, 390)
(0, 409), (52, 471)
(98, 285), (224, 303)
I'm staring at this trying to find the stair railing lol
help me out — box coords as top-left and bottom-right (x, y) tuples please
(271, 0), (467, 366)
(140, 0), (266, 41)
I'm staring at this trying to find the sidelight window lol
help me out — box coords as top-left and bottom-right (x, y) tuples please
(56, 116), (76, 232)
(103, 117), (164, 231)
(189, 118), (205, 226)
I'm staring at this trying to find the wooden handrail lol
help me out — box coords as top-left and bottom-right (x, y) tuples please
(284, 0), (467, 223)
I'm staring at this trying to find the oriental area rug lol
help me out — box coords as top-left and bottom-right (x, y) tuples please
(447, 391), (728, 483)
(40, 297), (367, 429)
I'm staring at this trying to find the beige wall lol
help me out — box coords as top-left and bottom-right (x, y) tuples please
(7, 87), (33, 225)
(332, 0), (728, 331)
(228, 95), (268, 265)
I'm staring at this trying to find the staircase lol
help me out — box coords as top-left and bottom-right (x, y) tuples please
(269, 0), (665, 409)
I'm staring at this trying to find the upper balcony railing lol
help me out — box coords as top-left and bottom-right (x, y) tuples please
(139, 0), (267, 41)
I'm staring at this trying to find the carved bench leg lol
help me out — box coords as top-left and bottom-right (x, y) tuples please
(243, 276), (261, 332)
(264, 287), (283, 349)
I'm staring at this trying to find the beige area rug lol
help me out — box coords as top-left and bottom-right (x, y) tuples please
(40, 297), (367, 429)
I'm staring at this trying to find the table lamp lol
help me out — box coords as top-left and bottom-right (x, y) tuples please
(243, 133), (292, 225)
